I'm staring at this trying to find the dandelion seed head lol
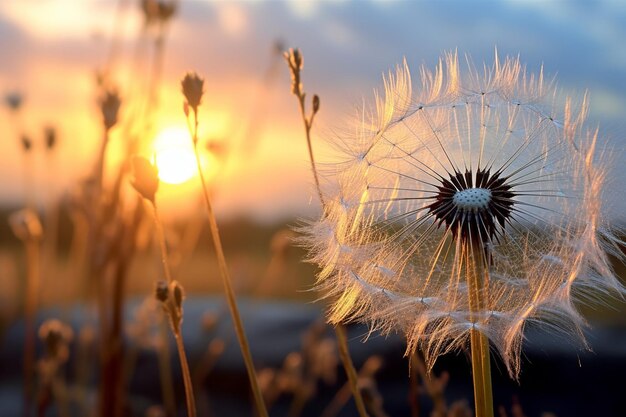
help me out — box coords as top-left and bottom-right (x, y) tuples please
(302, 51), (626, 377)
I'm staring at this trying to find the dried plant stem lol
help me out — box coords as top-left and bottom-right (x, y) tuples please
(154, 204), (173, 284)
(294, 90), (325, 208)
(95, 131), (110, 193)
(174, 332), (195, 417)
(153, 201), (197, 417)
(157, 321), (178, 417)
(335, 325), (369, 417)
(22, 240), (40, 417)
(467, 242), (494, 417)
(285, 50), (367, 417)
(189, 112), (269, 417)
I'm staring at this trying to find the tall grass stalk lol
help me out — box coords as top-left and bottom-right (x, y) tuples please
(284, 48), (369, 417)
(334, 326), (369, 417)
(157, 321), (178, 417)
(9, 210), (42, 417)
(132, 155), (197, 417)
(152, 201), (196, 417)
(181, 81), (269, 416)
(23, 238), (40, 417)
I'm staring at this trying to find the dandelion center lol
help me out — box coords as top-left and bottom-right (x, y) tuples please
(427, 168), (516, 242)
(453, 188), (492, 212)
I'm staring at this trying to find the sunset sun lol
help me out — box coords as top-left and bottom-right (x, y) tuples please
(153, 127), (197, 184)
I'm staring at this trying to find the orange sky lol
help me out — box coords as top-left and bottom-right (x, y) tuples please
(1, 0), (626, 222)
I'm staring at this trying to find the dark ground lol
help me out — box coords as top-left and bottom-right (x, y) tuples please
(2, 297), (626, 417)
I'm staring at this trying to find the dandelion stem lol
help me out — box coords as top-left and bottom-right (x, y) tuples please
(335, 325), (369, 417)
(466, 241), (494, 417)
(189, 109), (269, 417)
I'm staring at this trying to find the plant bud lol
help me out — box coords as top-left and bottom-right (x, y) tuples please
(38, 319), (73, 361)
(5, 92), (22, 111)
(100, 89), (121, 131)
(131, 156), (159, 202)
(170, 280), (184, 310)
(157, 0), (176, 22)
(181, 72), (204, 114)
(9, 209), (43, 241)
(21, 135), (32, 152)
(286, 48), (303, 71)
(44, 126), (57, 150)
(312, 94), (320, 114)
(155, 281), (169, 303)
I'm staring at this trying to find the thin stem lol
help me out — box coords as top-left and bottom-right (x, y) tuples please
(157, 321), (177, 417)
(174, 332), (197, 417)
(154, 204), (174, 284)
(95, 130), (110, 194)
(335, 325), (369, 417)
(286, 54), (368, 417)
(295, 94), (325, 208)
(189, 110), (269, 417)
(23, 239), (40, 417)
(466, 241), (494, 417)
(152, 200), (197, 417)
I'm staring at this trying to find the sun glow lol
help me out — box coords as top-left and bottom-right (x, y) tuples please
(153, 127), (197, 184)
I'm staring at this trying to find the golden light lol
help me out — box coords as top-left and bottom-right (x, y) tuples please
(152, 127), (197, 185)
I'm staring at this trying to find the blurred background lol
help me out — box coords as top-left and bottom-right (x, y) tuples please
(2, 0), (626, 220)
(1, 1), (626, 416)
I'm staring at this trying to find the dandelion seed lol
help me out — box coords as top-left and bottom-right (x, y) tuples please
(302, 52), (626, 380)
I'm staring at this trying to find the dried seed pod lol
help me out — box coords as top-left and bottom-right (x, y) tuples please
(4, 92), (22, 111)
(131, 156), (159, 202)
(9, 209), (43, 241)
(100, 89), (121, 131)
(155, 280), (169, 303)
(44, 126), (57, 150)
(181, 72), (204, 114)
(170, 280), (184, 310)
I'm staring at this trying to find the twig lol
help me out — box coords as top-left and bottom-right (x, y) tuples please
(284, 47), (369, 417)
(186, 105), (269, 417)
